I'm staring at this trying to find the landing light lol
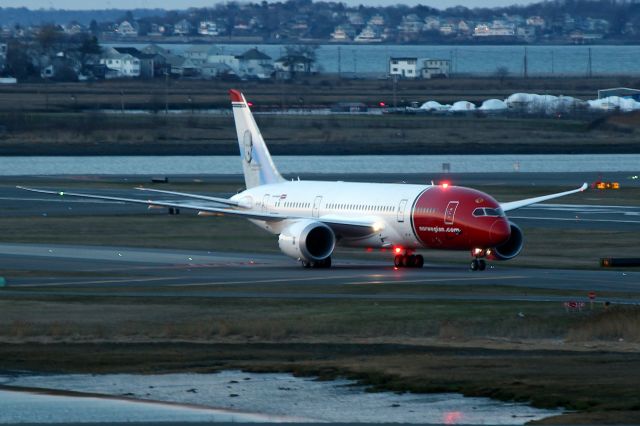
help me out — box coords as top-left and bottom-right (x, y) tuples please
(372, 222), (384, 232)
(394, 247), (403, 254)
(473, 248), (484, 256)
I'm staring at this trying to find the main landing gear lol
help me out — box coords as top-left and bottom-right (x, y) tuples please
(394, 253), (424, 268)
(470, 258), (486, 271)
(302, 257), (332, 269)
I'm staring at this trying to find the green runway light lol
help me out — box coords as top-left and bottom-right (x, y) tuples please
(59, 192), (64, 196)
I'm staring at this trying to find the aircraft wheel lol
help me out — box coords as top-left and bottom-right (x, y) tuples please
(470, 259), (479, 271)
(323, 257), (332, 268)
(394, 255), (403, 267)
(403, 255), (414, 268)
(302, 260), (312, 269)
(415, 254), (424, 268)
(478, 259), (486, 271)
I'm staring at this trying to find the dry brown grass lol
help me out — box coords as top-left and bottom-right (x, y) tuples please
(567, 306), (640, 342)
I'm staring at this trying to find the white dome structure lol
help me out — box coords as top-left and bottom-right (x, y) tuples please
(479, 99), (508, 111)
(419, 101), (450, 111)
(588, 96), (640, 112)
(450, 101), (476, 111)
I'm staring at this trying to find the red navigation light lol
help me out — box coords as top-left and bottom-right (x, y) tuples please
(394, 247), (403, 254)
(379, 102), (386, 107)
(247, 101), (254, 107)
(442, 182), (449, 189)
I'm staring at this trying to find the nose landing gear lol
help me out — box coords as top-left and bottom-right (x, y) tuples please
(394, 253), (424, 268)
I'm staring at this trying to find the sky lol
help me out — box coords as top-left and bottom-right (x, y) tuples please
(3, 0), (535, 10)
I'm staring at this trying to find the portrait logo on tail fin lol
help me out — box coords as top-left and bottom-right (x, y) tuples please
(243, 130), (253, 164)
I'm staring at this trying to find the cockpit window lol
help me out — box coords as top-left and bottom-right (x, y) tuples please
(473, 207), (505, 217)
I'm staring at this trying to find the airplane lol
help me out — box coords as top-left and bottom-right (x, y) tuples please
(19, 89), (588, 271)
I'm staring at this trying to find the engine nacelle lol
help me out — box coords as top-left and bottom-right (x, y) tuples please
(278, 219), (336, 262)
(488, 222), (524, 261)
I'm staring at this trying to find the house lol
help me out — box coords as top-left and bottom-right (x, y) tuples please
(457, 20), (471, 34)
(473, 23), (516, 37)
(100, 48), (141, 78)
(526, 16), (546, 28)
(116, 20), (138, 37)
(201, 62), (235, 79)
(274, 55), (314, 79)
(167, 55), (199, 77)
(331, 25), (354, 41)
(198, 21), (219, 36)
(420, 59), (451, 79)
(369, 14), (385, 27)
(398, 14), (423, 40)
(40, 54), (80, 81)
(236, 48), (273, 79)
(355, 26), (382, 42)
(184, 45), (220, 66)
(113, 47), (155, 78)
(439, 23), (456, 35)
(389, 57), (418, 79)
(424, 16), (440, 31)
(174, 19), (194, 36)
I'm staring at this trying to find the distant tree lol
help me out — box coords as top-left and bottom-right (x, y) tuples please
(37, 24), (63, 52)
(3, 40), (36, 79)
(89, 19), (99, 36)
(79, 35), (101, 56)
(494, 66), (509, 85)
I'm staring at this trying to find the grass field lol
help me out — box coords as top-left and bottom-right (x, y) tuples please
(0, 77), (639, 155)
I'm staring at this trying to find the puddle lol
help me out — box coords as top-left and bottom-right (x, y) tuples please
(0, 370), (562, 424)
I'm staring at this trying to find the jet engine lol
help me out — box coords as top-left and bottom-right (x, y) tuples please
(488, 222), (524, 260)
(278, 219), (336, 265)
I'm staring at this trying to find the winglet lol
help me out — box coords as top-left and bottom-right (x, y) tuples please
(229, 89), (244, 103)
(500, 182), (589, 213)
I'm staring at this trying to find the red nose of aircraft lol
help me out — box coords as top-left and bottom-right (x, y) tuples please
(489, 219), (511, 246)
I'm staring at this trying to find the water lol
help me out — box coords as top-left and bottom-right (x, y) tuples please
(0, 371), (562, 424)
(1, 154), (638, 176)
(107, 42), (640, 77)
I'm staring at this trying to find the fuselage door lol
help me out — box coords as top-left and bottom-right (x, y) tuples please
(312, 196), (322, 218)
(397, 199), (408, 222)
(262, 194), (270, 213)
(444, 201), (459, 225)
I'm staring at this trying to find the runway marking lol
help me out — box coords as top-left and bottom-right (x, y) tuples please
(169, 274), (378, 287)
(16, 276), (188, 288)
(347, 275), (527, 285)
(510, 216), (640, 224)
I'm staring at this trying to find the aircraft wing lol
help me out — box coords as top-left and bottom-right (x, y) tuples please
(134, 187), (241, 207)
(500, 183), (588, 212)
(16, 186), (378, 231)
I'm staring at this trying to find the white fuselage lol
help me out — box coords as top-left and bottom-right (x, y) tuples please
(231, 180), (429, 249)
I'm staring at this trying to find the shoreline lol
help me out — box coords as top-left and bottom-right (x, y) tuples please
(1, 143), (639, 156)
(1, 342), (639, 424)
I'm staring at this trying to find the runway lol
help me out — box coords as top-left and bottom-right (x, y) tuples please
(1, 174), (638, 304)
(1, 180), (639, 230)
(1, 243), (638, 305)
